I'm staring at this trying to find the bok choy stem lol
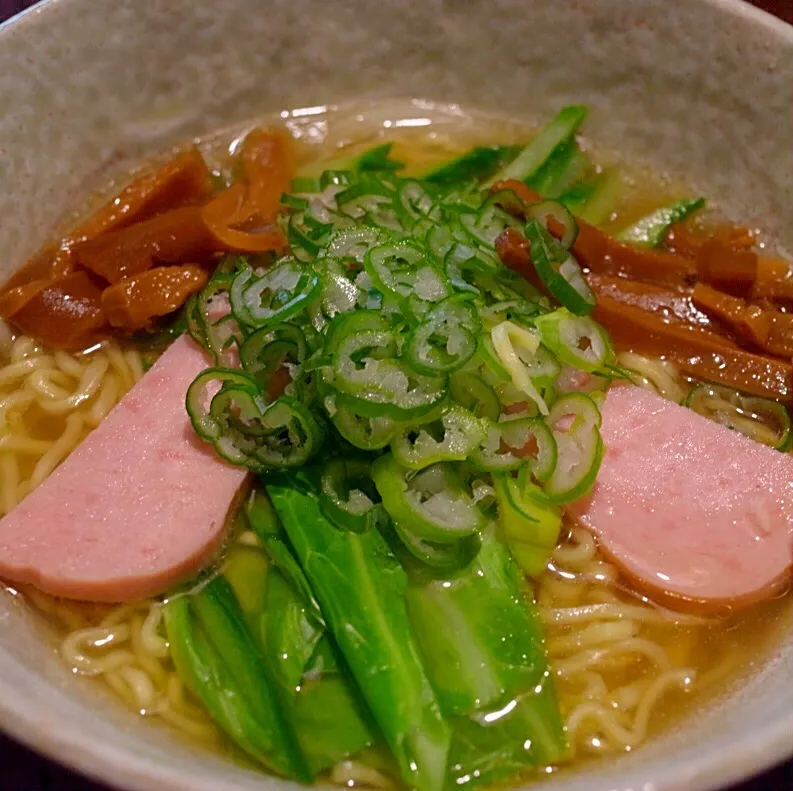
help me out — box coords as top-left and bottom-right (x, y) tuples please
(403, 529), (568, 787)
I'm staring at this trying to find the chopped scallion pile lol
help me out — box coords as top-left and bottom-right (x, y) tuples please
(177, 106), (626, 790)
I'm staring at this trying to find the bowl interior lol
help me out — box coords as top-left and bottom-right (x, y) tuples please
(0, 1), (792, 790)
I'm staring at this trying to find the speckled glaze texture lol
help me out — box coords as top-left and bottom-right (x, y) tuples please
(0, 2), (791, 791)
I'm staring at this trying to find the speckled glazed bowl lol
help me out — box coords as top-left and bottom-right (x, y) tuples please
(0, 1), (792, 790)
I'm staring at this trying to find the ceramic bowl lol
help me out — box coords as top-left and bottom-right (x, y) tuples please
(0, 1), (791, 790)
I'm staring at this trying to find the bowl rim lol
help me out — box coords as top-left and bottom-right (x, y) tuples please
(0, 1), (792, 790)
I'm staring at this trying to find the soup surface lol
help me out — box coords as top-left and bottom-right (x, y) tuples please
(0, 99), (791, 789)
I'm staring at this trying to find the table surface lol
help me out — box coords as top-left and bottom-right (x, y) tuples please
(0, 0), (792, 789)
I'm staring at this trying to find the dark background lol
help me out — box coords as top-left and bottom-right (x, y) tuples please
(0, 0), (792, 789)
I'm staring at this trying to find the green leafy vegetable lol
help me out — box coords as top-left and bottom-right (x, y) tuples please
(163, 579), (310, 781)
(559, 168), (622, 225)
(291, 640), (379, 774)
(525, 138), (590, 198)
(234, 493), (377, 773)
(245, 489), (325, 624)
(358, 143), (406, 173)
(405, 529), (568, 786)
(222, 542), (269, 624)
(422, 145), (521, 190)
(294, 143), (405, 191)
(617, 197), (706, 247)
(485, 106), (588, 187)
(263, 568), (376, 773)
(267, 475), (452, 791)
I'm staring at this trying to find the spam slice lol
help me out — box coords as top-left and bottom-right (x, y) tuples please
(0, 335), (248, 602)
(569, 385), (793, 612)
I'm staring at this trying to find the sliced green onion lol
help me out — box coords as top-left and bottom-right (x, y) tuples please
(287, 211), (332, 261)
(397, 179), (437, 228)
(494, 474), (562, 577)
(404, 297), (480, 376)
(483, 264), (547, 308)
(319, 457), (387, 533)
(189, 269), (245, 366)
(443, 242), (500, 294)
(460, 192), (522, 249)
(523, 219), (595, 316)
(328, 367), (449, 421)
(186, 368), (260, 441)
(364, 241), (450, 302)
(471, 415), (556, 478)
(320, 170), (355, 189)
(335, 180), (395, 219)
(323, 309), (392, 353)
(186, 293), (208, 349)
(402, 292), (434, 324)
(543, 392), (603, 503)
(364, 202), (405, 233)
(230, 259), (320, 329)
(534, 308), (614, 373)
(327, 317), (448, 420)
(216, 395), (323, 471)
(520, 344), (562, 387)
(330, 405), (398, 450)
(393, 522), (481, 570)
(525, 199), (578, 249)
(372, 455), (485, 544)
(329, 321), (397, 392)
(391, 406), (487, 469)
(425, 223), (459, 263)
(281, 192), (310, 211)
(449, 373), (501, 421)
(323, 226), (388, 262)
(187, 367), (322, 471)
(239, 323), (307, 391)
(313, 257), (364, 319)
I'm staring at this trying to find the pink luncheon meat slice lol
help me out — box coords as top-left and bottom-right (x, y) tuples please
(569, 385), (793, 612)
(0, 335), (248, 602)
